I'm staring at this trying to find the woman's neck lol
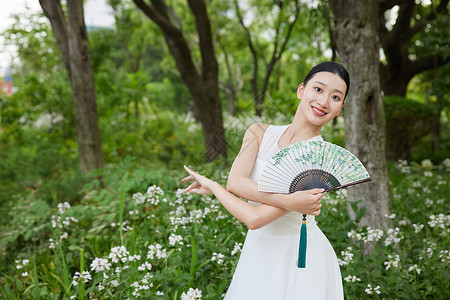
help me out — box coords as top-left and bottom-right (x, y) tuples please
(285, 118), (322, 143)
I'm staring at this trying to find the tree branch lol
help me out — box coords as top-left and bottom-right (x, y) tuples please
(408, 54), (450, 76)
(132, 0), (181, 37)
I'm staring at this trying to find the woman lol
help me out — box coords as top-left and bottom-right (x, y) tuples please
(182, 61), (349, 299)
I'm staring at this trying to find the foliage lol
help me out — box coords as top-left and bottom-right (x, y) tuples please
(383, 96), (439, 161)
(1, 155), (449, 299)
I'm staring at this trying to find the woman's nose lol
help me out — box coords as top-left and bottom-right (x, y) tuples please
(317, 95), (328, 107)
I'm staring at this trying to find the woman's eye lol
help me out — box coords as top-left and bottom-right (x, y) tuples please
(315, 87), (321, 92)
(331, 95), (341, 101)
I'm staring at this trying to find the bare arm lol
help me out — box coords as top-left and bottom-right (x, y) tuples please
(227, 123), (323, 215)
(182, 166), (291, 229)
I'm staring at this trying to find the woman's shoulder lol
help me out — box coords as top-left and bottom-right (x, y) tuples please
(241, 123), (270, 147)
(245, 123), (270, 139)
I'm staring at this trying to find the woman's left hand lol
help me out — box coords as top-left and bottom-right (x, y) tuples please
(181, 165), (214, 195)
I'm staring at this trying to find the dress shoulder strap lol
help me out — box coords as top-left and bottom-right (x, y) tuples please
(257, 125), (289, 161)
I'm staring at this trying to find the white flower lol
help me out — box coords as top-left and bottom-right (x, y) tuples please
(22, 259), (30, 265)
(424, 171), (433, 177)
(21, 272), (28, 277)
(384, 254), (400, 270)
(49, 238), (58, 249)
(384, 213), (396, 219)
(385, 227), (402, 246)
(211, 252), (225, 265)
(109, 246), (129, 263)
(408, 264), (421, 274)
(347, 229), (362, 241)
(344, 275), (361, 282)
(132, 192), (146, 204)
(110, 280), (120, 287)
(156, 291), (164, 295)
(147, 244), (167, 260)
(57, 202), (71, 214)
(138, 262), (152, 271)
(181, 288), (202, 300)
(146, 185), (165, 205)
(363, 227), (384, 243)
(412, 224), (424, 233)
(90, 258), (111, 273)
(231, 242), (243, 256)
(60, 232), (69, 241)
(442, 158), (450, 169)
(72, 271), (92, 286)
(365, 284), (381, 295)
(338, 247), (354, 266)
(421, 159), (433, 168)
(51, 215), (62, 228)
(439, 250), (449, 263)
(128, 254), (141, 262)
(169, 234), (183, 246)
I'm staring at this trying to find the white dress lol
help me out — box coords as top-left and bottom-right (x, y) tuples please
(224, 125), (344, 300)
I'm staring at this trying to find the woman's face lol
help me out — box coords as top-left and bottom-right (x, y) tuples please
(296, 71), (346, 127)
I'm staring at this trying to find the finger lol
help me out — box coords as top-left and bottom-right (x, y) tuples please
(310, 188), (325, 194)
(183, 182), (199, 193)
(184, 165), (196, 175)
(312, 209), (321, 216)
(181, 175), (193, 182)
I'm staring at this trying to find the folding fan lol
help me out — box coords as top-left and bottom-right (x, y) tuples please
(257, 140), (371, 268)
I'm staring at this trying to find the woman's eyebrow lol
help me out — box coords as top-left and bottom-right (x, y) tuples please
(313, 81), (344, 95)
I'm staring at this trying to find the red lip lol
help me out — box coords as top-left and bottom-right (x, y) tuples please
(311, 106), (327, 116)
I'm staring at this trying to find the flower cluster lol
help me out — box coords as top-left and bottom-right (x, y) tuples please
(130, 275), (154, 297)
(181, 288), (202, 300)
(231, 242), (242, 256)
(408, 264), (421, 275)
(384, 227), (402, 246)
(15, 259), (30, 277)
(147, 244), (167, 260)
(91, 258), (111, 273)
(384, 254), (400, 270)
(49, 202), (78, 249)
(168, 233), (184, 246)
(338, 247), (354, 266)
(397, 159), (410, 173)
(365, 283), (381, 295)
(109, 246), (130, 263)
(428, 214), (449, 230)
(211, 252), (225, 265)
(72, 271), (92, 286)
(344, 275), (361, 282)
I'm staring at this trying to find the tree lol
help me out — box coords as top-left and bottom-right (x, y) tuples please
(329, 0), (392, 230)
(379, 0), (449, 96)
(39, 0), (103, 174)
(132, 0), (227, 161)
(234, 0), (301, 116)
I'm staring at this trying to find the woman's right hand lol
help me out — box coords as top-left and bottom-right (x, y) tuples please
(283, 189), (324, 216)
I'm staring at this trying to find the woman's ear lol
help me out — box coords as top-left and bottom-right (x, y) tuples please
(297, 83), (304, 100)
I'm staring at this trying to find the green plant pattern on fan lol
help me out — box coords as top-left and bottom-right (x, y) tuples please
(272, 141), (369, 183)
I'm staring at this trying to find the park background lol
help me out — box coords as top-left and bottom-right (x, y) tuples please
(0, 0), (449, 299)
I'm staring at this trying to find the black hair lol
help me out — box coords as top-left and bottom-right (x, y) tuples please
(303, 61), (350, 100)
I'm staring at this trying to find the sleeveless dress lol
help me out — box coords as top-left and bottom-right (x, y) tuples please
(224, 125), (344, 300)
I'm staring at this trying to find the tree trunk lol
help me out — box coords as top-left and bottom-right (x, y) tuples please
(329, 0), (391, 230)
(133, 0), (227, 161)
(40, 0), (103, 174)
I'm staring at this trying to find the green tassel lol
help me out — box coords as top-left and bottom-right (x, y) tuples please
(298, 214), (307, 268)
